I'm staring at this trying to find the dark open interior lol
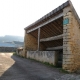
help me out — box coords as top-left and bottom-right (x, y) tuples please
(27, 16), (63, 67)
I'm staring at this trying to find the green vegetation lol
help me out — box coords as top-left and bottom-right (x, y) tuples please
(27, 57), (56, 68)
(15, 56), (71, 74)
(42, 62), (56, 67)
(59, 68), (70, 73)
(13, 52), (17, 55)
(13, 56), (71, 73)
(27, 58), (71, 73)
(13, 52), (24, 58)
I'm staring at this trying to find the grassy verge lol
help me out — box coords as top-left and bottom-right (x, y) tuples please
(59, 68), (70, 73)
(13, 52), (24, 58)
(28, 57), (56, 68)
(27, 57), (71, 73)
(13, 52), (17, 55)
(13, 55), (70, 73)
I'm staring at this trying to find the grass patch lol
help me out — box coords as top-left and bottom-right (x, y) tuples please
(27, 57), (56, 68)
(27, 58), (71, 73)
(13, 52), (24, 58)
(59, 68), (70, 73)
(42, 62), (56, 67)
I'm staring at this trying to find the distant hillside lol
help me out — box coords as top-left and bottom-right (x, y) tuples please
(0, 35), (24, 42)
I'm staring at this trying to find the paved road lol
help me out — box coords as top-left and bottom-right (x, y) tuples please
(0, 53), (80, 80)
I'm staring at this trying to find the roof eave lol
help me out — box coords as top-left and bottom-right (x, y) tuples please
(24, 1), (70, 30)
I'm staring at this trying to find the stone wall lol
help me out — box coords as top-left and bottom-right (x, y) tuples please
(23, 6), (80, 72)
(25, 34), (38, 51)
(63, 6), (80, 72)
(23, 30), (46, 57)
(16, 49), (23, 56)
(23, 33), (38, 57)
(27, 51), (57, 65)
(25, 34), (46, 51)
(0, 47), (16, 52)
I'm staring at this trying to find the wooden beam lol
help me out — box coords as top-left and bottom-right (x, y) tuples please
(27, 13), (63, 33)
(38, 28), (40, 51)
(40, 34), (63, 42)
(46, 46), (63, 50)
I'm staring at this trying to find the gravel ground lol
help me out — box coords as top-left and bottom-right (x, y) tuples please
(0, 53), (80, 80)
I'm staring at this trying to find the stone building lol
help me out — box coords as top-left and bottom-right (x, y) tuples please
(23, 0), (80, 72)
(16, 47), (23, 56)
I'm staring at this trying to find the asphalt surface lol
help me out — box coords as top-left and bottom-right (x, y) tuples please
(0, 53), (80, 80)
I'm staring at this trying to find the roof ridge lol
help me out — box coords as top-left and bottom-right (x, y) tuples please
(25, 0), (69, 30)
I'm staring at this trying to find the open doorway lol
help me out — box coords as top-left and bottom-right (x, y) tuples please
(55, 50), (63, 68)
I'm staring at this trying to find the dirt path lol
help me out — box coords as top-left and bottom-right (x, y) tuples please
(0, 53), (80, 80)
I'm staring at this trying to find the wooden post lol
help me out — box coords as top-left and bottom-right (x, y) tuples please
(38, 28), (40, 51)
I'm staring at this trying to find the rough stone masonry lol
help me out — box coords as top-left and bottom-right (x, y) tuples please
(22, 0), (80, 72)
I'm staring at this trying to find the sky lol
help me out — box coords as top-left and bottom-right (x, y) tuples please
(0, 0), (80, 37)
